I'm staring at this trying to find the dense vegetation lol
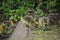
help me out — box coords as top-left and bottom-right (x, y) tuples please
(0, 0), (60, 36)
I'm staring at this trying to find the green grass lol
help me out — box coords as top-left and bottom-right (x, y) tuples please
(28, 25), (60, 40)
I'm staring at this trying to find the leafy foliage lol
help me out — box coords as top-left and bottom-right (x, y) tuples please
(0, 0), (60, 35)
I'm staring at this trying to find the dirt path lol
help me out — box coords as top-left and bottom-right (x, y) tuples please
(8, 21), (32, 40)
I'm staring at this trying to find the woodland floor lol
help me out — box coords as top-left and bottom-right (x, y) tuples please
(28, 25), (60, 40)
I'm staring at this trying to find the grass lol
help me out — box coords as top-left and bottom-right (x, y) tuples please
(28, 25), (60, 40)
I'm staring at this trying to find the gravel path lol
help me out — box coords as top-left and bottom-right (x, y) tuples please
(8, 21), (32, 40)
